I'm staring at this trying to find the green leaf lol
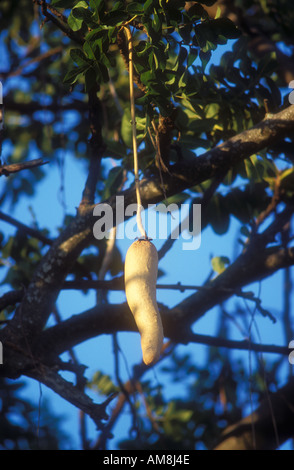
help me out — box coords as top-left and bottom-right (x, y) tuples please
(104, 9), (129, 26)
(126, 3), (144, 14)
(104, 139), (127, 159)
(144, 0), (154, 14)
(89, 0), (104, 10)
(89, 371), (118, 395)
(187, 47), (198, 67)
(74, 0), (88, 7)
(186, 3), (205, 20)
(152, 9), (162, 33)
(179, 23), (192, 44)
(85, 27), (109, 43)
(143, 18), (161, 43)
(202, 40), (217, 53)
(165, 70), (177, 87)
(199, 49), (211, 71)
(63, 64), (89, 84)
(205, 193), (230, 234)
(178, 69), (188, 88)
(51, 0), (79, 7)
(70, 48), (91, 65)
(280, 167), (294, 192)
(193, 24), (207, 49)
(211, 256), (230, 274)
(67, 12), (83, 31)
(72, 6), (95, 25)
(102, 166), (124, 199)
(67, 1), (88, 30)
(159, 193), (190, 208)
(211, 17), (241, 40)
(135, 40), (151, 57)
(120, 108), (149, 147)
(244, 155), (264, 182)
(152, 44), (167, 70)
(140, 69), (156, 87)
(121, 108), (133, 147)
(83, 39), (99, 60)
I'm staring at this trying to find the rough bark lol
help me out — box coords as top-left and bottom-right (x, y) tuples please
(214, 378), (294, 450)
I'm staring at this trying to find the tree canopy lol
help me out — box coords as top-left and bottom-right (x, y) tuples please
(0, 0), (294, 450)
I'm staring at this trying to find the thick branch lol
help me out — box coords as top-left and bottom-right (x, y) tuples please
(214, 377), (294, 450)
(34, 301), (291, 361)
(30, 244), (294, 359)
(2, 243), (292, 380)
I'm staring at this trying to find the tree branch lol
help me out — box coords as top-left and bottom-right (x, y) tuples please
(25, 365), (112, 430)
(0, 158), (49, 177)
(0, 210), (52, 245)
(34, 238), (294, 361)
(79, 85), (106, 209)
(0, 290), (24, 312)
(4, 100), (88, 114)
(214, 377), (294, 450)
(171, 236), (294, 331)
(3, 46), (62, 79)
(34, 0), (84, 45)
(32, 300), (291, 364)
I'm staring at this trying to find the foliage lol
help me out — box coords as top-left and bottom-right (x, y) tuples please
(0, 378), (68, 449)
(0, 0), (294, 450)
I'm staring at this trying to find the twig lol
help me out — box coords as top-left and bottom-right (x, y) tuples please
(281, 225), (293, 379)
(0, 289), (24, 311)
(34, 0), (84, 45)
(135, 380), (161, 434)
(175, 331), (291, 356)
(51, 304), (90, 449)
(255, 173), (281, 228)
(151, 119), (169, 174)
(112, 334), (139, 443)
(0, 210), (52, 245)
(91, 341), (172, 450)
(0, 158), (49, 177)
(4, 100), (89, 114)
(4, 46), (62, 78)
(25, 365), (111, 430)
